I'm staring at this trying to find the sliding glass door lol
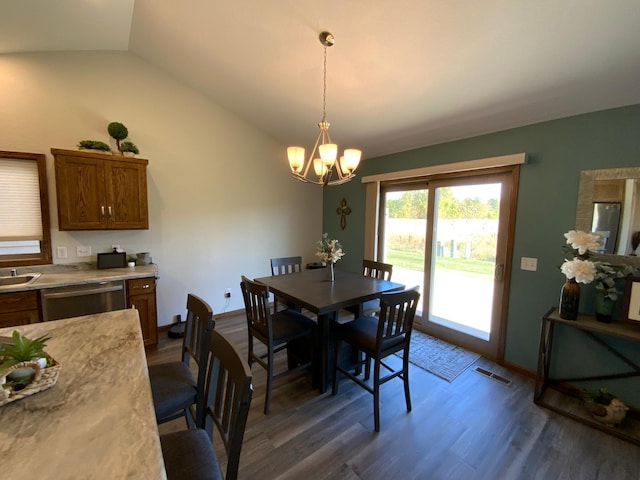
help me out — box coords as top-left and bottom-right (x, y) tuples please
(379, 170), (516, 360)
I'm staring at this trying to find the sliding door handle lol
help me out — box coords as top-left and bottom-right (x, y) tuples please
(494, 263), (504, 281)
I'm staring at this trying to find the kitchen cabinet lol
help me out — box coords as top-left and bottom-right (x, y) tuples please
(52, 148), (149, 230)
(0, 291), (40, 328)
(126, 277), (157, 347)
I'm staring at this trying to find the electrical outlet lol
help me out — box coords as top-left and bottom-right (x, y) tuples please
(56, 246), (68, 259)
(77, 245), (92, 257)
(224, 288), (231, 298)
(520, 257), (538, 271)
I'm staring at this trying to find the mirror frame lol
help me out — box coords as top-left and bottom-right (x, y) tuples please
(576, 167), (640, 267)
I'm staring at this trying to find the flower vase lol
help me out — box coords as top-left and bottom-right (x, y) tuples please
(559, 278), (580, 320)
(326, 262), (335, 282)
(595, 292), (615, 323)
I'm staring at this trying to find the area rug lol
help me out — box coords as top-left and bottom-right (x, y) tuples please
(396, 330), (481, 382)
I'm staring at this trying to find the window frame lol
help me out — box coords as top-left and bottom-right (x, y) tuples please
(0, 151), (53, 268)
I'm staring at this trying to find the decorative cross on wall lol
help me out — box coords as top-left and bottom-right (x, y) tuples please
(336, 197), (351, 230)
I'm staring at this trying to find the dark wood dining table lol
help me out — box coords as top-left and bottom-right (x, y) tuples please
(254, 267), (405, 393)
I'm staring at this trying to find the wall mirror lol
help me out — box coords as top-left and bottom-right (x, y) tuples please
(576, 167), (640, 264)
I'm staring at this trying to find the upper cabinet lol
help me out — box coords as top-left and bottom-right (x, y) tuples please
(52, 148), (149, 230)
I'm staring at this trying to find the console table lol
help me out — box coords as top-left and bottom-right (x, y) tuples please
(534, 307), (640, 445)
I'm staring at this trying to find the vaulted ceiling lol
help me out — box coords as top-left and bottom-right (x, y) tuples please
(2, 1), (640, 159)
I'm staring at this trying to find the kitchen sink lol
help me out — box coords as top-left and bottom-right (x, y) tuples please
(0, 272), (41, 288)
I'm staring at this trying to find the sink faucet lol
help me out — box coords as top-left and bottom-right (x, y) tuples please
(10, 269), (17, 277)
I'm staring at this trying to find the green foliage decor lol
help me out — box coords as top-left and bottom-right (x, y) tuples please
(107, 121), (128, 151)
(0, 330), (51, 370)
(77, 140), (111, 152)
(119, 141), (139, 155)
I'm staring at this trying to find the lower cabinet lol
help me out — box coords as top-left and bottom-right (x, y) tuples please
(0, 291), (40, 328)
(126, 277), (158, 347)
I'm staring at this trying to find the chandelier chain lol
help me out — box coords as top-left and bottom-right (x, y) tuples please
(322, 45), (327, 122)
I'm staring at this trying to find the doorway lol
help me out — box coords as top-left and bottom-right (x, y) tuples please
(378, 168), (517, 360)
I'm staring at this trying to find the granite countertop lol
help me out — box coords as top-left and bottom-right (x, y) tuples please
(0, 263), (158, 294)
(0, 309), (167, 479)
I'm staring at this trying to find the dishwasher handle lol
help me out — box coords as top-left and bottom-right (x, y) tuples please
(42, 284), (124, 300)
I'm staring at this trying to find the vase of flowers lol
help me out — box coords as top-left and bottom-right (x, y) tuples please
(559, 230), (601, 319)
(559, 230), (636, 321)
(316, 233), (345, 282)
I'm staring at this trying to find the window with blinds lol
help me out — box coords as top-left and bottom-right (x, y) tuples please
(0, 151), (52, 267)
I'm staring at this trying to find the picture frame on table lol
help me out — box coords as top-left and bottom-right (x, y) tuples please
(621, 276), (640, 325)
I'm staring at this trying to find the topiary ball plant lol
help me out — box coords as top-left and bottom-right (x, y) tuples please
(77, 140), (111, 152)
(119, 141), (139, 155)
(107, 122), (129, 152)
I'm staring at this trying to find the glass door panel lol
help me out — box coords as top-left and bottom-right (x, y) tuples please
(380, 187), (427, 317)
(428, 183), (501, 341)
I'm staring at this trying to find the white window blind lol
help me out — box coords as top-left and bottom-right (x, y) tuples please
(0, 158), (43, 241)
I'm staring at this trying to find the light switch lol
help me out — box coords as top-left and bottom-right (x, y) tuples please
(56, 246), (68, 259)
(520, 257), (538, 271)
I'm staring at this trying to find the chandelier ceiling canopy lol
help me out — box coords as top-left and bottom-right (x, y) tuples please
(287, 31), (362, 186)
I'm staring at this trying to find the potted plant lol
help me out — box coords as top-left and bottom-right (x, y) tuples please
(0, 331), (51, 378)
(582, 387), (629, 427)
(77, 140), (111, 153)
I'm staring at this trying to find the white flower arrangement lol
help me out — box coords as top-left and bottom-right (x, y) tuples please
(316, 233), (345, 264)
(560, 229), (635, 299)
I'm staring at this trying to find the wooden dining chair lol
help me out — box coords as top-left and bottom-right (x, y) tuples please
(240, 275), (316, 414)
(344, 259), (394, 320)
(270, 256), (302, 275)
(333, 287), (420, 432)
(270, 256), (303, 312)
(148, 293), (215, 427)
(160, 329), (253, 480)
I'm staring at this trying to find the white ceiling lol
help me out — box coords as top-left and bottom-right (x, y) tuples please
(2, 0), (640, 159)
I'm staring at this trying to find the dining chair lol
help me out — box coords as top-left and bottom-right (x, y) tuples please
(160, 329), (253, 480)
(240, 275), (316, 414)
(270, 256), (302, 275)
(270, 256), (303, 312)
(333, 287), (420, 432)
(344, 259), (394, 320)
(148, 293), (215, 427)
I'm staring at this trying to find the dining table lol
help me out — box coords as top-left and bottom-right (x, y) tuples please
(0, 309), (167, 479)
(254, 267), (405, 393)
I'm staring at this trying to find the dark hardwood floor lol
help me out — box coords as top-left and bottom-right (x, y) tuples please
(146, 311), (640, 480)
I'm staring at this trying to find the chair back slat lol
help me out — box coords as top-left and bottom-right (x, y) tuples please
(203, 330), (253, 480)
(362, 259), (393, 281)
(270, 256), (302, 276)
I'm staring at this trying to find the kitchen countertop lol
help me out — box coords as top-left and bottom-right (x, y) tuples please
(0, 263), (158, 293)
(0, 309), (167, 479)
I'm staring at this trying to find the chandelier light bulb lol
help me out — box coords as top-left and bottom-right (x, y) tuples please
(287, 146), (305, 173)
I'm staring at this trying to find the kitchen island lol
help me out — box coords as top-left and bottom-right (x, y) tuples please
(0, 309), (167, 479)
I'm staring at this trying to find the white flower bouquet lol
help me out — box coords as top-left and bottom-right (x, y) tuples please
(316, 233), (345, 264)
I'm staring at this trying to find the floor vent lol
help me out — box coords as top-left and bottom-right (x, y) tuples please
(474, 367), (512, 386)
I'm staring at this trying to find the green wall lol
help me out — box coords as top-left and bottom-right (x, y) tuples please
(322, 105), (640, 402)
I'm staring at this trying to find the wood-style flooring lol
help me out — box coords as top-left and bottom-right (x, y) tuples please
(146, 311), (640, 480)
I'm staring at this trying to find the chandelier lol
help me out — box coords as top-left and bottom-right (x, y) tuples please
(287, 31), (362, 186)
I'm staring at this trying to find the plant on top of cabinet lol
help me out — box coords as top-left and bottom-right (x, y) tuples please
(119, 141), (139, 156)
(107, 122), (128, 151)
(77, 140), (111, 153)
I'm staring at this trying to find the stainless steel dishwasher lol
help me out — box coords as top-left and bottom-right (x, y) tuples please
(40, 280), (127, 321)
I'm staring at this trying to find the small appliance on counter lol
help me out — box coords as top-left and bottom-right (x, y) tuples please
(97, 250), (127, 269)
(136, 252), (151, 266)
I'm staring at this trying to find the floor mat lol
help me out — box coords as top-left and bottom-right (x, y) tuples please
(396, 330), (481, 382)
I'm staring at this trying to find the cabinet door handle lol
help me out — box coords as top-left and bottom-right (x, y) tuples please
(101, 205), (105, 217)
(108, 206), (113, 217)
